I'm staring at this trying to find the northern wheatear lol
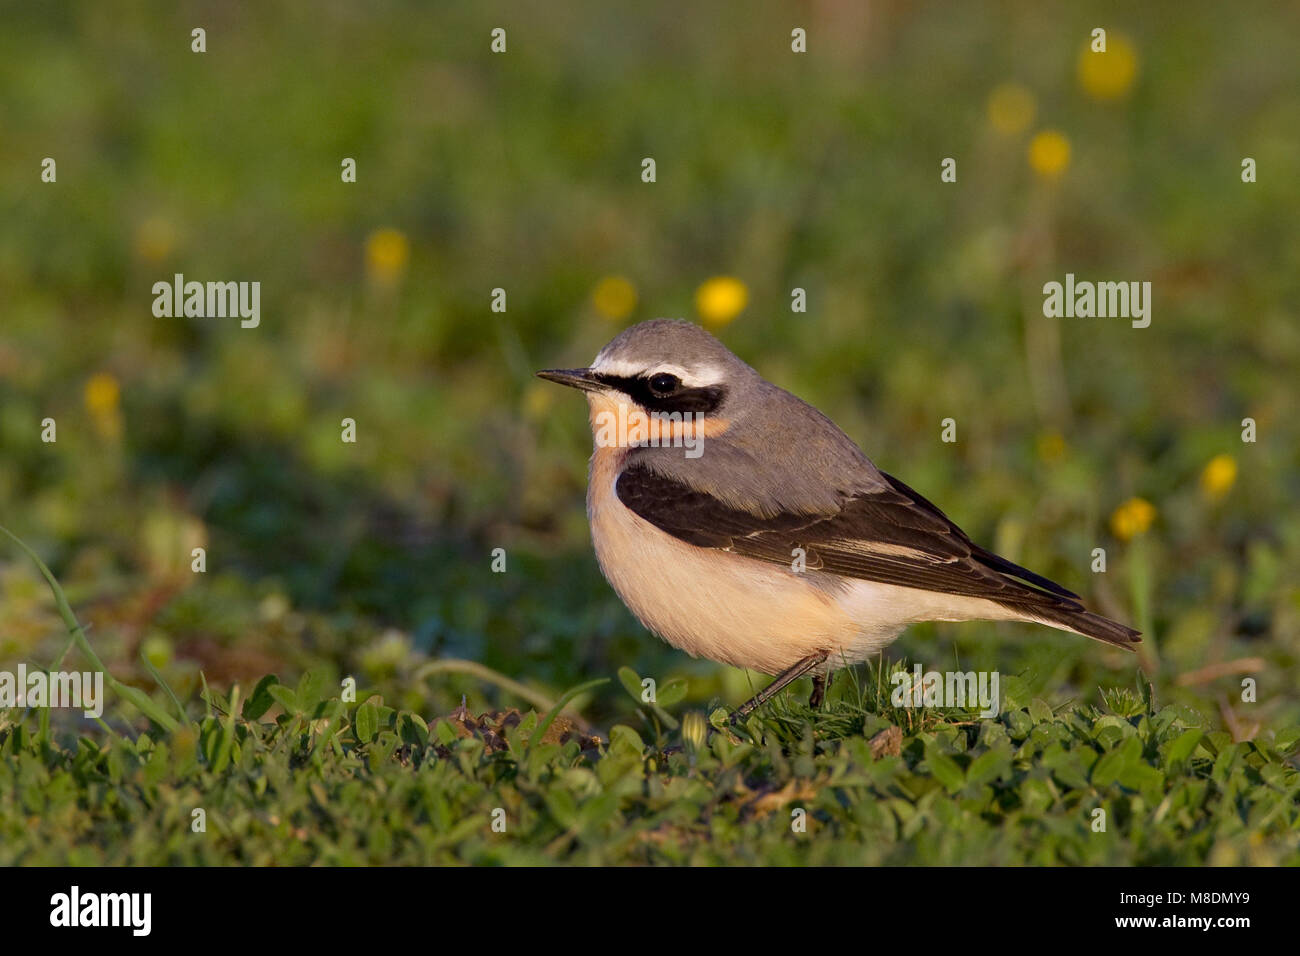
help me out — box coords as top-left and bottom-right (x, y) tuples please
(538, 319), (1139, 717)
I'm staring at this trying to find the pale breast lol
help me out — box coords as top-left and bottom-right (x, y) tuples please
(585, 444), (896, 675)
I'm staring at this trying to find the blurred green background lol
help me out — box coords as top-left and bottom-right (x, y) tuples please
(2, 1), (1297, 734)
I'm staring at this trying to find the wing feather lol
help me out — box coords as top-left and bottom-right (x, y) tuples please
(615, 463), (1083, 612)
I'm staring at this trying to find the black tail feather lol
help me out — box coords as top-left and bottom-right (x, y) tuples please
(1018, 604), (1142, 651)
(975, 546), (1082, 600)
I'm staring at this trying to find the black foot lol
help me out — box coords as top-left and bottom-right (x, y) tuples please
(809, 673), (827, 709)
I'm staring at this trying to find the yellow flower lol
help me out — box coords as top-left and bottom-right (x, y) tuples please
(134, 217), (176, 263)
(987, 83), (1036, 135)
(681, 712), (708, 756)
(84, 372), (123, 440)
(1200, 454), (1237, 501)
(591, 275), (637, 320)
(1035, 430), (1067, 463)
(1110, 497), (1156, 541)
(365, 228), (410, 284)
(1077, 33), (1138, 101)
(84, 372), (120, 415)
(1028, 130), (1071, 180)
(695, 276), (748, 326)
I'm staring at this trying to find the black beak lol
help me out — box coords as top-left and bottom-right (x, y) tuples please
(535, 368), (603, 392)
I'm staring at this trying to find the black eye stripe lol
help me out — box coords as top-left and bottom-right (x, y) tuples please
(595, 374), (726, 415)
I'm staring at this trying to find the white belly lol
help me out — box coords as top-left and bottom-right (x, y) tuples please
(583, 440), (1033, 675)
(586, 446), (906, 674)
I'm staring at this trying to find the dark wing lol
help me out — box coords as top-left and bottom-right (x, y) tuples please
(615, 462), (1082, 611)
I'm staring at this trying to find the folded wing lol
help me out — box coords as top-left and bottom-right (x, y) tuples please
(615, 463), (1138, 649)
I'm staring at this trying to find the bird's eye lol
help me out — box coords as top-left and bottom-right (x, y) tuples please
(648, 373), (680, 395)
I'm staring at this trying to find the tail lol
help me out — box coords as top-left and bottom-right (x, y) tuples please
(971, 546), (1142, 651)
(1022, 604), (1142, 651)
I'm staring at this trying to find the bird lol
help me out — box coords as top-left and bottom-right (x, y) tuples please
(537, 319), (1140, 718)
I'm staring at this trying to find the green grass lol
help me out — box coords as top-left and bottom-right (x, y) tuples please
(1, 531), (1297, 865)
(4, 666), (1298, 866)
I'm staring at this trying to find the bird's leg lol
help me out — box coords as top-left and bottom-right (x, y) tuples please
(809, 672), (828, 710)
(731, 651), (829, 723)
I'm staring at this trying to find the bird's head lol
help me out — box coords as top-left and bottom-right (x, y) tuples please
(537, 319), (755, 450)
